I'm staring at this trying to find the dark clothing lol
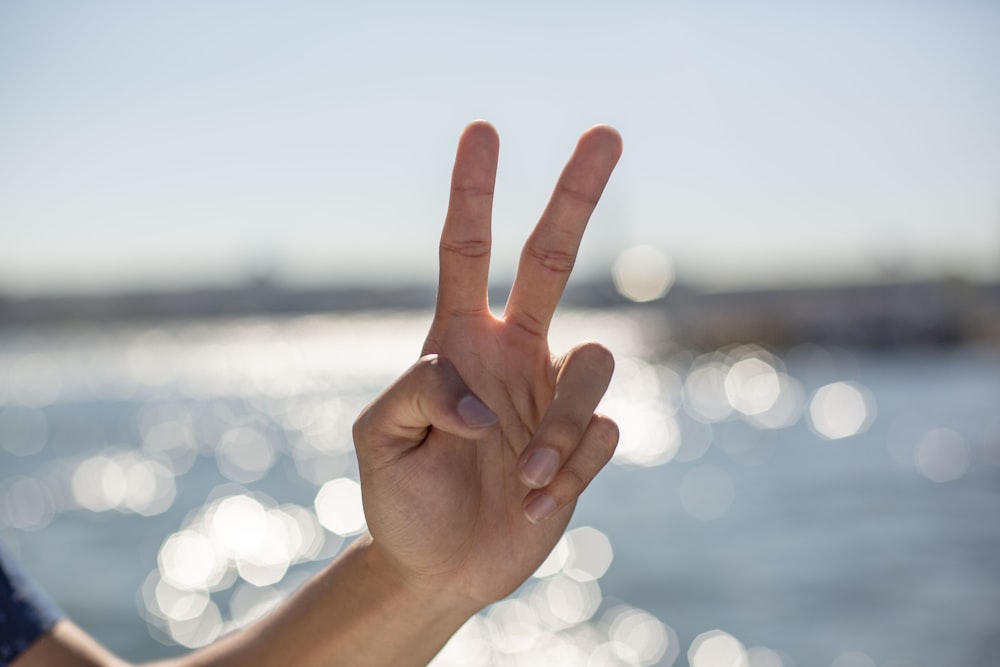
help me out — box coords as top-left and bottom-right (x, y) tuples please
(0, 542), (63, 667)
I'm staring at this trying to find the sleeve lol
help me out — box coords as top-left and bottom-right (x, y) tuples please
(0, 541), (65, 667)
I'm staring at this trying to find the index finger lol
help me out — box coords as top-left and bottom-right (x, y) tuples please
(435, 121), (500, 320)
(503, 125), (622, 337)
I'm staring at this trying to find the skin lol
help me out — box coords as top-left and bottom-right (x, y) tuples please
(13, 120), (623, 667)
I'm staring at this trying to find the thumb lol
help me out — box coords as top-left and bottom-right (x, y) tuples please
(353, 354), (498, 459)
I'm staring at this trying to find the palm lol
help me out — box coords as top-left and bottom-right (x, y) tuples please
(415, 316), (560, 602)
(362, 122), (622, 606)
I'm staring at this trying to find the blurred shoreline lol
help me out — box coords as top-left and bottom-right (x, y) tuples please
(1, 277), (997, 351)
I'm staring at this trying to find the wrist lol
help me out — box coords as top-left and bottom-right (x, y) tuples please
(203, 533), (484, 667)
(359, 533), (485, 625)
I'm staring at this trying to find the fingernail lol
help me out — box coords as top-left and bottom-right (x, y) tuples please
(521, 448), (560, 488)
(457, 394), (498, 427)
(524, 494), (558, 524)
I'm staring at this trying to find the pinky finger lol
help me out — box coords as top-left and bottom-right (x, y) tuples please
(523, 414), (619, 524)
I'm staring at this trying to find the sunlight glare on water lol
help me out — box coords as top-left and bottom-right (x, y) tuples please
(141, 418), (198, 474)
(158, 530), (227, 591)
(689, 629), (749, 667)
(686, 346), (806, 431)
(547, 310), (651, 361)
(431, 521), (678, 666)
(604, 359), (682, 468)
(208, 495), (269, 561)
(533, 533), (572, 579)
(537, 575), (602, 627)
(72, 452), (177, 515)
(724, 356), (781, 416)
(807, 382), (875, 440)
(561, 527), (614, 582)
(155, 580), (210, 624)
(431, 616), (493, 667)
(746, 373), (804, 430)
(314, 477), (366, 536)
(684, 359), (734, 423)
(606, 606), (676, 667)
(608, 398), (681, 468)
(216, 426), (276, 483)
(488, 598), (542, 655)
(145, 489), (332, 646)
(532, 526), (614, 584)
(167, 600), (223, 649)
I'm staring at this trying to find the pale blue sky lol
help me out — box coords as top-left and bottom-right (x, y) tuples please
(2, 0), (998, 295)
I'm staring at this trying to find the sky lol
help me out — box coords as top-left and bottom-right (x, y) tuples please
(2, 0), (999, 296)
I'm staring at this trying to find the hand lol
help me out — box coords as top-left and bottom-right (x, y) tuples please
(354, 120), (623, 609)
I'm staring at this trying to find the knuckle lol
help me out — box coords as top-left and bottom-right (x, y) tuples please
(416, 354), (463, 404)
(543, 415), (586, 452)
(595, 414), (620, 442)
(417, 353), (453, 382)
(524, 243), (577, 274)
(415, 354), (475, 414)
(352, 407), (373, 445)
(510, 310), (548, 339)
(592, 415), (620, 457)
(559, 464), (589, 493)
(440, 237), (490, 259)
(574, 341), (615, 377)
(556, 181), (601, 207)
(451, 182), (495, 197)
(442, 303), (490, 318)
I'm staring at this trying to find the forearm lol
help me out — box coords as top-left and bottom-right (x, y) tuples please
(15, 535), (478, 667)
(159, 533), (479, 667)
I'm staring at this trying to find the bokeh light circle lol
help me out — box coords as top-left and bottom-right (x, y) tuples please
(612, 245), (674, 303)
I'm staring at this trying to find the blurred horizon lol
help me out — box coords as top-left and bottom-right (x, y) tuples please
(3, 0), (1000, 297)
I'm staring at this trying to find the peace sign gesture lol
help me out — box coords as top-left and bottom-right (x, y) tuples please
(354, 121), (623, 612)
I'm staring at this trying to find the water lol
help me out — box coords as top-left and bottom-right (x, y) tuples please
(1, 310), (998, 667)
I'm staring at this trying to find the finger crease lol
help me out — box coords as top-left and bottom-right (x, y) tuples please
(440, 239), (491, 259)
(555, 181), (601, 207)
(442, 305), (489, 318)
(508, 311), (547, 340)
(451, 184), (495, 197)
(562, 465), (588, 491)
(524, 244), (577, 274)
